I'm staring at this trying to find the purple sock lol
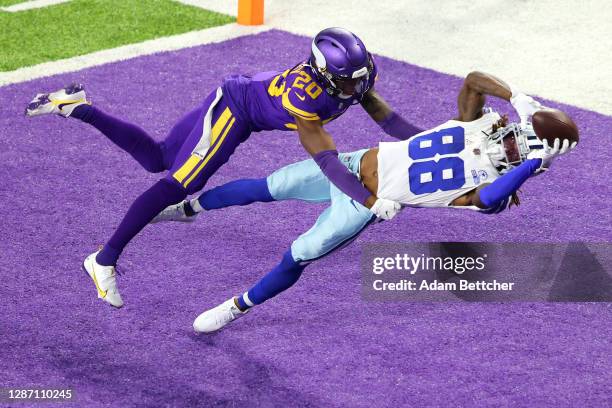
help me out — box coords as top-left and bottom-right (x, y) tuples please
(72, 105), (165, 173)
(70, 104), (93, 121)
(96, 179), (186, 266)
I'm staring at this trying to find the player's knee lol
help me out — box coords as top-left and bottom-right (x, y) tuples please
(142, 158), (165, 173)
(159, 178), (189, 202)
(290, 238), (323, 263)
(266, 171), (288, 200)
(267, 159), (327, 201)
(133, 140), (166, 173)
(142, 143), (165, 173)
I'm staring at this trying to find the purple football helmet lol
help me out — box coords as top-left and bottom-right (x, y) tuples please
(309, 27), (374, 101)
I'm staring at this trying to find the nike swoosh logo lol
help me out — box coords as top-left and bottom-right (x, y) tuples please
(53, 98), (84, 110)
(91, 264), (107, 298)
(58, 102), (76, 110)
(295, 93), (306, 101)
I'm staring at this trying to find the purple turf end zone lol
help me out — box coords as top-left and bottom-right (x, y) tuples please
(0, 30), (610, 407)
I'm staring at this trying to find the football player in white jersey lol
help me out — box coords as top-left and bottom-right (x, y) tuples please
(153, 71), (577, 333)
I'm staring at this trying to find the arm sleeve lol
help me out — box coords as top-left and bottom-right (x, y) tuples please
(312, 150), (373, 205)
(478, 158), (542, 211)
(377, 111), (423, 140)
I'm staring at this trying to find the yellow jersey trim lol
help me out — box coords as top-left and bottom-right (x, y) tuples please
(172, 154), (201, 183)
(183, 117), (236, 188)
(211, 107), (232, 145)
(282, 89), (320, 120)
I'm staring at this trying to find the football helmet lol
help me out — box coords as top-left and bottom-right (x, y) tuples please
(485, 121), (544, 174)
(308, 27), (375, 101)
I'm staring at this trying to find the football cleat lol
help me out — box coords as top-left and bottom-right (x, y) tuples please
(82, 251), (124, 308)
(151, 201), (198, 224)
(193, 298), (249, 333)
(25, 83), (90, 118)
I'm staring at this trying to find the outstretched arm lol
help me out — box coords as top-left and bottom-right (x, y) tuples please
(457, 71), (543, 125)
(451, 158), (540, 213)
(460, 138), (574, 212)
(456, 71), (512, 122)
(360, 88), (422, 140)
(294, 115), (376, 208)
(471, 159), (542, 211)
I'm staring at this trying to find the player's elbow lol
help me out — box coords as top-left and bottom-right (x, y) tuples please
(465, 71), (485, 89)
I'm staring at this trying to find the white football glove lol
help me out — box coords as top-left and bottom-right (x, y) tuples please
(527, 138), (577, 172)
(370, 198), (402, 220)
(510, 92), (543, 128)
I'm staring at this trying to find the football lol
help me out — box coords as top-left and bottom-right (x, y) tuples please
(532, 108), (579, 145)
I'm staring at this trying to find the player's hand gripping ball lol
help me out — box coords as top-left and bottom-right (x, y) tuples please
(527, 137), (576, 172)
(532, 108), (579, 146)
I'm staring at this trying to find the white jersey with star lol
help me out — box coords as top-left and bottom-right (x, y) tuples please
(376, 112), (503, 209)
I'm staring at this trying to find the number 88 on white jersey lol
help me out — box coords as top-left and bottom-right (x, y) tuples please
(376, 112), (503, 209)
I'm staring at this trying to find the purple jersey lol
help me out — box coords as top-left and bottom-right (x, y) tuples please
(222, 62), (377, 132)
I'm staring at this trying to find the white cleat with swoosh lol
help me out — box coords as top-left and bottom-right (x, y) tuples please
(83, 251), (123, 308)
(25, 83), (90, 118)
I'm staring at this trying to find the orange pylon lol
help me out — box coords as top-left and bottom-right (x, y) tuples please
(237, 0), (264, 25)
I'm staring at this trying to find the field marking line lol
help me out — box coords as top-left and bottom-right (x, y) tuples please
(1, 0), (73, 12)
(0, 23), (270, 86)
(177, 0), (612, 116)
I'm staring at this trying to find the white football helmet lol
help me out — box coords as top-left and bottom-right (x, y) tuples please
(485, 121), (544, 174)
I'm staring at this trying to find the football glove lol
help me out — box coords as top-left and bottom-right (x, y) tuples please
(510, 92), (543, 128)
(370, 198), (402, 220)
(527, 138), (577, 173)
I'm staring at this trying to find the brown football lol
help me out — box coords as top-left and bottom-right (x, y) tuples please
(532, 109), (579, 145)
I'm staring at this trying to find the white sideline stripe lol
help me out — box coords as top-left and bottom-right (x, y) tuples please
(184, 0), (612, 116)
(2, 0), (609, 115)
(0, 0), (73, 12)
(0, 23), (270, 87)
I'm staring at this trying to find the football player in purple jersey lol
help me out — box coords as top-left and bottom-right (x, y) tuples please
(25, 27), (418, 308)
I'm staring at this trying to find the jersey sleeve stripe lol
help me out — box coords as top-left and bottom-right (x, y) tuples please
(282, 89), (320, 120)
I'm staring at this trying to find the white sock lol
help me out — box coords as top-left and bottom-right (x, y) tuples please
(190, 198), (204, 213)
(242, 292), (254, 307)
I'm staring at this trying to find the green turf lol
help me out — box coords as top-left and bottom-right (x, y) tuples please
(0, 0), (235, 71)
(0, 0), (26, 6)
